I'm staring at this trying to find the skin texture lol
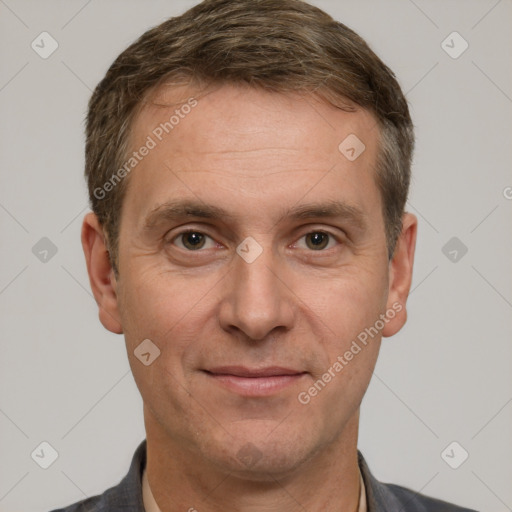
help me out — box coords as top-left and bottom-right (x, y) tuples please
(82, 83), (417, 512)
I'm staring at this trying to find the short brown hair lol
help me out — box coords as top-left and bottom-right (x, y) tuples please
(85, 0), (414, 273)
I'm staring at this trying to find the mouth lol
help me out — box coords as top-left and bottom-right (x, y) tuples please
(202, 366), (307, 397)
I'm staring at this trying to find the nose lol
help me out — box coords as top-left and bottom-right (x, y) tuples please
(218, 241), (295, 342)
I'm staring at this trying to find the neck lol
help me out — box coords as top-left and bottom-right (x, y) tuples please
(144, 406), (361, 512)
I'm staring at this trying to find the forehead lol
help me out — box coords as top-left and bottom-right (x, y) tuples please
(136, 82), (377, 157)
(122, 83), (383, 230)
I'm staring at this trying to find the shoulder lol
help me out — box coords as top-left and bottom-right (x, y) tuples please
(47, 480), (141, 512)
(383, 482), (479, 512)
(48, 494), (105, 512)
(357, 450), (479, 512)
(47, 440), (147, 512)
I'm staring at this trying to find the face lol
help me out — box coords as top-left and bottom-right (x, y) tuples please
(83, 83), (416, 478)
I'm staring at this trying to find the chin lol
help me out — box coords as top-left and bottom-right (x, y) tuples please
(207, 425), (317, 480)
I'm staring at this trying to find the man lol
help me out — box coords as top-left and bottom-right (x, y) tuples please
(51, 0), (477, 510)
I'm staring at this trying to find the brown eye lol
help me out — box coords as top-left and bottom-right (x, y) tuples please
(173, 231), (214, 251)
(304, 232), (331, 250)
(182, 232), (205, 250)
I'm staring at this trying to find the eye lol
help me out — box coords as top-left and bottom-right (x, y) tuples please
(295, 231), (339, 251)
(171, 230), (217, 251)
(168, 229), (341, 253)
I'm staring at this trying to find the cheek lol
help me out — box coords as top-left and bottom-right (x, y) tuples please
(119, 267), (203, 336)
(118, 271), (206, 417)
(298, 276), (384, 426)
(297, 263), (387, 401)
(311, 263), (389, 343)
(118, 268), (222, 388)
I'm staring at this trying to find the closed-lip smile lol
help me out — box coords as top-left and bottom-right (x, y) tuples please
(203, 366), (307, 396)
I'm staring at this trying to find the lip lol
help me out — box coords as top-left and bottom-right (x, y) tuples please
(203, 366), (307, 397)
(206, 366), (303, 378)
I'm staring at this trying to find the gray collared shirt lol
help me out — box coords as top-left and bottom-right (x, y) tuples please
(49, 439), (479, 512)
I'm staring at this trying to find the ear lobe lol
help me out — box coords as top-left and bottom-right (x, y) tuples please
(382, 212), (417, 338)
(81, 212), (123, 334)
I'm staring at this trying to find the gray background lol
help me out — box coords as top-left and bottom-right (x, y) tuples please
(1, 1), (511, 511)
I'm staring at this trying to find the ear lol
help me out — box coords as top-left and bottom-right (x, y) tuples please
(382, 212), (417, 338)
(81, 212), (123, 334)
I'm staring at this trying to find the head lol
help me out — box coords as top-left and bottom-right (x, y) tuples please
(82, 0), (417, 478)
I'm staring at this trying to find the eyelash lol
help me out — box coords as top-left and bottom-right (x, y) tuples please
(167, 228), (342, 253)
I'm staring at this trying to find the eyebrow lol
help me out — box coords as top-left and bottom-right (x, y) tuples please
(143, 198), (368, 232)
